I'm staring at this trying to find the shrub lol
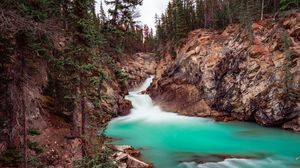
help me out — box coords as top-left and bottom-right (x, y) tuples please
(28, 128), (41, 136)
(28, 141), (44, 155)
(73, 148), (117, 168)
(0, 147), (23, 167)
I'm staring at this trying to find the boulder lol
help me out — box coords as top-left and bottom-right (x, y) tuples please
(118, 99), (133, 116)
(283, 117), (300, 132)
(127, 155), (153, 168)
(118, 163), (127, 168)
(112, 145), (152, 168)
(113, 145), (134, 152)
(115, 152), (128, 161)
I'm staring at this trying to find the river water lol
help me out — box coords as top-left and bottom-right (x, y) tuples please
(105, 77), (300, 168)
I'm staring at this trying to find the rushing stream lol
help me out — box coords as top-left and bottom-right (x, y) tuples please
(106, 77), (300, 168)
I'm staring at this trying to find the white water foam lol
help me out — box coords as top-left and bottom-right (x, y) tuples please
(113, 76), (211, 123)
(179, 157), (285, 168)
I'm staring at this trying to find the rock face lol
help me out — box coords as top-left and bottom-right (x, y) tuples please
(122, 53), (157, 89)
(149, 12), (300, 130)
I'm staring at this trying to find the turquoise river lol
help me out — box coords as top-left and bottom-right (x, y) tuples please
(105, 77), (300, 168)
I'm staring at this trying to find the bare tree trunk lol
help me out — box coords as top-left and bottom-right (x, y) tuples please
(261, 0), (264, 20)
(112, 0), (119, 26)
(21, 56), (27, 168)
(71, 86), (82, 138)
(225, 0), (233, 24)
(204, 0), (207, 28)
(62, 0), (69, 30)
(15, 32), (27, 168)
(12, 33), (28, 168)
(80, 75), (86, 156)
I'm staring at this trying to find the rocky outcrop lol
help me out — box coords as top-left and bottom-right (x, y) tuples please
(149, 12), (300, 130)
(283, 117), (300, 132)
(111, 145), (153, 168)
(122, 53), (157, 89)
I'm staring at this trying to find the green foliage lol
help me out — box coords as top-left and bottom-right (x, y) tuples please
(115, 69), (128, 84)
(28, 128), (41, 136)
(0, 147), (23, 167)
(43, 73), (76, 122)
(105, 0), (143, 27)
(28, 141), (44, 155)
(106, 57), (128, 84)
(280, 0), (300, 11)
(169, 45), (177, 59)
(1, 0), (144, 163)
(77, 18), (104, 47)
(155, 0), (284, 45)
(1, 0), (61, 21)
(238, 0), (255, 42)
(73, 148), (117, 168)
(28, 34), (53, 58)
(29, 156), (45, 168)
(101, 0), (149, 53)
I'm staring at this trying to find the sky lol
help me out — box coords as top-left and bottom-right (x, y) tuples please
(95, 0), (169, 30)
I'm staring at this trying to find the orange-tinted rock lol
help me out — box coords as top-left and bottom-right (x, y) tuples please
(283, 117), (300, 132)
(149, 11), (300, 128)
(118, 99), (133, 116)
(252, 23), (263, 31)
(291, 27), (300, 40)
(249, 44), (268, 58)
(123, 53), (157, 89)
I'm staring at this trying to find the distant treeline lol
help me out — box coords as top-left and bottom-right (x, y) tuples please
(155, 0), (300, 43)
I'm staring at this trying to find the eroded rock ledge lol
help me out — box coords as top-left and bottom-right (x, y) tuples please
(111, 145), (153, 168)
(148, 12), (300, 131)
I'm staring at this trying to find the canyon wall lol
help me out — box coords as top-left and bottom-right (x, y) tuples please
(149, 12), (300, 131)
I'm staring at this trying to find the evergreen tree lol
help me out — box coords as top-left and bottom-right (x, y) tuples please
(280, 0), (300, 11)
(195, 0), (205, 28)
(174, 0), (186, 40)
(99, 1), (107, 26)
(105, 0), (143, 29)
(154, 0), (291, 45)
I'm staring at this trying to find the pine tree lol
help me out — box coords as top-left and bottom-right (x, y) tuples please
(105, 0), (143, 28)
(174, 0), (186, 40)
(99, 1), (107, 26)
(195, 0), (204, 28)
(280, 0), (300, 11)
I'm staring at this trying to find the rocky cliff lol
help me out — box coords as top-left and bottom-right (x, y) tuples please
(122, 53), (157, 89)
(149, 12), (300, 131)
